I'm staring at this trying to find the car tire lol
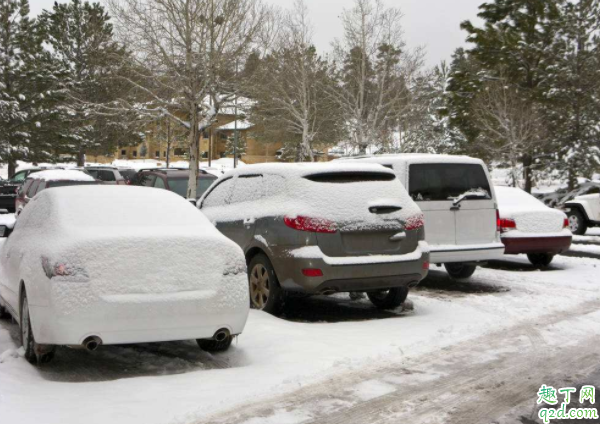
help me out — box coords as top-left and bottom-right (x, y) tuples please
(567, 210), (587, 235)
(197, 335), (233, 353)
(248, 253), (284, 315)
(445, 263), (477, 279)
(367, 287), (409, 310)
(20, 291), (55, 365)
(527, 253), (554, 267)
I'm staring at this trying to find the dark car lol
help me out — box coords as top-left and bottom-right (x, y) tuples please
(0, 167), (64, 212)
(198, 163), (430, 315)
(134, 169), (217, 200)
(15, 170), (100, 216)
(83, 166), (129, 185)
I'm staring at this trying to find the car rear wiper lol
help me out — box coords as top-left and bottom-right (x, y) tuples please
(369, 205), (402, 214)
(451, 190), (490, 210)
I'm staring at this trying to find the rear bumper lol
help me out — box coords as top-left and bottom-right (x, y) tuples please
(502, 235), (572, 255)
(430, 242), (505, 264)
(274, 242), (430, 294)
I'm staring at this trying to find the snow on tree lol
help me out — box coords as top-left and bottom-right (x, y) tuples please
(108, 0), (272, 198)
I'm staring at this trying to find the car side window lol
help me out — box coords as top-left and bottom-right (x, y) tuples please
(230, 175), (264, 205)
(154, 177), (166, 189)
(27, 181), (40, 198)
(11, 171), (27, 182)
(202, 178), (234, 208)
(140, 174), (156, 187)
(19, 180), (33, 196)
(96, 170), (116, 182)
(35, 181), (47, 195)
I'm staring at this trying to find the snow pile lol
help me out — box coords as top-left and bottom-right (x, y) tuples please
(9, 186), (248, 318)
(30, 170), (95, 182)
(201, 163), (422, 231)
(495, 186), (568, 235)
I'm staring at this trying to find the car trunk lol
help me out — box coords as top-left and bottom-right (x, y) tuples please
(297, 171), (421, 258)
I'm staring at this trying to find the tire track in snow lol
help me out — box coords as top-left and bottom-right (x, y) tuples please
(195, 299), (600, 424)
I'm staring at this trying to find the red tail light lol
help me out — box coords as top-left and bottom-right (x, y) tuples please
(302, 268), (323, 277)
(498, 217), (517, 232)
(42, 257), (88, 280)
(563, 218), (569, 229)
(422, 261), (430, 270)
(405, 213), (425, 231)
(284, 216), (337, 233)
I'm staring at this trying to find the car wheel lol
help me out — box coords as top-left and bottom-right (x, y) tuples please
(567, 210), (587, 235)
(444, 263), (477, 279)
(20, 292), (55, 365)
(197, 335), (233, 353)
(367, 287), (409, 310)
(248, 253), (284, 315)
(527, 253), (554, 267)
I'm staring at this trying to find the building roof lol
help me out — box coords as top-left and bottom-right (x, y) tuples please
(217, 120), (254, 131)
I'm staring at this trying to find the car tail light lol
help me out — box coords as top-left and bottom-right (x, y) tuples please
(405, 213), (425, 231)
(422, 261), (430, 270)
(284, 216), (337, 233)
(563, 218), (569, 229)
(302, 268), (323, 277)
(42, 257), (88, 280)
(498, 217), (517, 232)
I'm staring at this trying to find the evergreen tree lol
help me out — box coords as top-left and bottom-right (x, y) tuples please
(0, 0), (61, 174)
(39, 0), (138, 166)
(224, 133), (247, 158)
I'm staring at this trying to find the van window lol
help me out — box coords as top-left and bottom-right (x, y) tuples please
(409, 163), (491, 201)
(19, 180), (33, 196)
(27, 181), (40, 198)
(35, 181), (47, 195)
(202, 178), (234, 208)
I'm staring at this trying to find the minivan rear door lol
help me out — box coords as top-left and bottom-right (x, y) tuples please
(408, 163), (495, 247)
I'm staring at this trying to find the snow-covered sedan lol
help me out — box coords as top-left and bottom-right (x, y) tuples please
(0, 186), (249, 364)
(495, 186), (572, 266)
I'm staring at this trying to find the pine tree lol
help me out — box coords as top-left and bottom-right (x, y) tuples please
(0, 0), (61, 174)
(224, 133), (247, 158)
(542, 0), (600, 187)
(39, 0), (138, 166)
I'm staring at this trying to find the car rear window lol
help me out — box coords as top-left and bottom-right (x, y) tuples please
(409, 163), (491, 201)
(87, 169), (116, 182)
(304, 172), (395, 183)
(119, 169), (136, 181)
(168, 177), (216, 198)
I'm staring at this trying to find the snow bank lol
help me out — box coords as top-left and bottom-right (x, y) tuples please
(30, 170), (95, 182)
(495, 186), (567, 235)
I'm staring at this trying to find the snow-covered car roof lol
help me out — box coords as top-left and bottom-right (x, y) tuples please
(337, 153), (485, 165)
(29, 169), (96, 182)
(221, 162), (397, 179)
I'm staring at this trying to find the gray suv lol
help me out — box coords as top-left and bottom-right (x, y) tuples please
(198, 163), (429, 314)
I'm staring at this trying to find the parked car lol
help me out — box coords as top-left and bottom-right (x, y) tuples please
(117, 167), (138, 184)
(0, 166), (64, 212)
(341, 154), (505, 279)
(84, 166), (129, 185)
(198, 163), (430, 314)
(15, 170), (99, 216)
(564, 182), (600, 235)
(495, 186), (571, 266)
(0, 186), (249, 364)
(135, 169), (217, 200)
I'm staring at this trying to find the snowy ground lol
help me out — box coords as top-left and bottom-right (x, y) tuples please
(1, 230), (600, 424)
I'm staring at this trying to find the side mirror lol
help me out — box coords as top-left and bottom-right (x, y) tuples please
(188, 198), (198, 207)
(0, 225), (10, 238)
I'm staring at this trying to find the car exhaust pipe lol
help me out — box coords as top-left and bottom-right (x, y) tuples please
(213, 329), (230, 342)
(83, 336), (102, 351)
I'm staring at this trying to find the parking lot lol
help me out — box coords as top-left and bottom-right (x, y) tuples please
(1, 230), (599, 424)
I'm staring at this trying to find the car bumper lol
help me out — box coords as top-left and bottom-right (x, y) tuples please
(502, 235), (572, 255)
(29, 291), (249, 346)
(429, 242), (505, 264)
(274, 242), (430, 294)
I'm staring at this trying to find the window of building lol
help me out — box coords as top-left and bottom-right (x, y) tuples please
(121, 149), (126, 156)
(174, 148), (185, 156)
(132, 151), (137, 157)
(155, 151), (160, 158)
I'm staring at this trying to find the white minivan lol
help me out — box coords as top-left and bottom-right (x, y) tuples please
(344, 154), (505, 279)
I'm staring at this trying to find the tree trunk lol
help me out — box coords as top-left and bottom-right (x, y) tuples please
(77, 149), (85, 167)
(8, 160), (16, 178)
(187, 104), (199, 199)
(523, 154), (533, 193)
(166, 119), (171, 168)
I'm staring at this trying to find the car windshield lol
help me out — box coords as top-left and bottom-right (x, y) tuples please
(409, 163), (491, 201)
(168, 177), (215, 198)
(46, 181), (100, 188)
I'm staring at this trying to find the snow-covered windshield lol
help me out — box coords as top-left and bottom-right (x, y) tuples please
(408, 163), (491, 201)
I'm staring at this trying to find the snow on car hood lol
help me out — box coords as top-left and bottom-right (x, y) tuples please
(495, 186), (568, 235)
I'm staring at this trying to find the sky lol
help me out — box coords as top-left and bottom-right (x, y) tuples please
(28, 0), (485, 67)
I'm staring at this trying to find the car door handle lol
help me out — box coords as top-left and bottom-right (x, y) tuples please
(389, 232), (406, 242)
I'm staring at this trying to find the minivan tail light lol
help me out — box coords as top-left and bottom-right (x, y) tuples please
(302, 268), (323, 277)
(284, 216), (337, 233)
(498, 217), (517, 232)
(405, 213), (425, 231)
(563, 218), (569, 229)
